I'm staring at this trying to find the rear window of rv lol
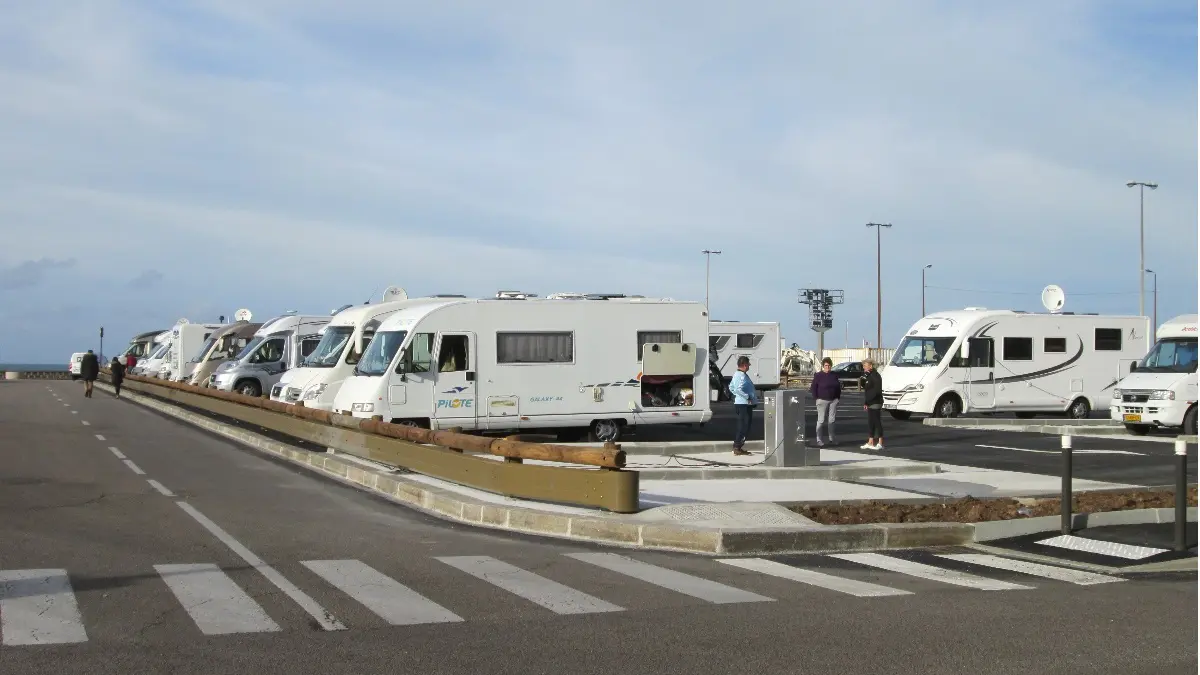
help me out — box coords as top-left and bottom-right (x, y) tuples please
(1003, 337), (1033, 361)
(1044, 337), (1067, 353)
(638, 331), (681, 359)
(1095, 329), (1122, 351)
(736, 333), (763, 349)
(497, 332), (573, 364)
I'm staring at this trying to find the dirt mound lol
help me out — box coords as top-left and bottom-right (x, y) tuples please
(792, 487), (1199, 525)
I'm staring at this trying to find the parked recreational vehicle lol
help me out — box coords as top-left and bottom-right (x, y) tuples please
(1110, 314), (1198, 435)
(133, 338), (171, 377)
(270, 291), (447, 410)
(121, 329), (168, 362)
(708, 320), (781, 389)
(210, 313), (330, 396)
(881, 307), (1149, 419)
(165, 321), (226, 382)
(185, 314), (262, 387)
(333, 295), (712, 442)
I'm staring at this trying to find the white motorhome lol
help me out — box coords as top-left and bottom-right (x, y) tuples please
(185, 314), (262, 387)
(881, 307), (1149, 420)
(1110, 314), (1198, 435)
(270, 290), (448, 410)
(165, 321), (227, 382)
(211, 313), (330, 396)
(132, 335), (172, 377)
(708, 320), (782, 389)
(333, 294), (712, 442)
(121, 329), (168, 362)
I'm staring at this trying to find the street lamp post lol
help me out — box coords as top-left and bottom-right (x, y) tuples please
(701, 249), (721, 314)
(1126, 181), (1158, 318)
(921, 264), (932, 317)
(865, 223), (892, 348)
(1146, 268), (1157, 329)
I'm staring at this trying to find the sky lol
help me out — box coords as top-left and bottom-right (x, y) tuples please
(0, 0), (1196, 363)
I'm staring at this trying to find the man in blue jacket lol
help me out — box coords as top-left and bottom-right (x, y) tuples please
(730, 356), (758, 455)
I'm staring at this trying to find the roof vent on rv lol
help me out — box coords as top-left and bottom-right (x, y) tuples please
(546, 292), (587, 300)
(1041, 285), (1066, 314)
(331, 303), (354, 315)
(496, 290), (537, 299)
(963, 307), (987, 311)
(585, 293), (626, 300)
(431, 294), (467, 298)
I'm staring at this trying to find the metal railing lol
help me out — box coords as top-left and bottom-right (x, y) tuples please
(102, 371), (639, 513)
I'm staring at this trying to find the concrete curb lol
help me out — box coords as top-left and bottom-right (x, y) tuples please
(923, 418), (1197, 443)
(631, 463), (938, 481)
(971, 506), (1199, 542)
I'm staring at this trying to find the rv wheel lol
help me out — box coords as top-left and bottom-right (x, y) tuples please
(1067, 398), (1091, 419)
(932, 395), (961, 419)
(236, 380), (262, 398)
(1184, 407), (1197, 435)
(588, 419), (622, 443)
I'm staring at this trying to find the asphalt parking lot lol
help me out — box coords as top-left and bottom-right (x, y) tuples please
(627, 394), (1197, 488)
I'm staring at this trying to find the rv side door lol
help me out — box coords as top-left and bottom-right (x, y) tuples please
(432, 332), (477, 427)
(389, 333), (434, 421)
(965, 337), (996, 409)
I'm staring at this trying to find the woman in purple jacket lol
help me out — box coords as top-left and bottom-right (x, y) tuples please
(810, 357), (842, 446)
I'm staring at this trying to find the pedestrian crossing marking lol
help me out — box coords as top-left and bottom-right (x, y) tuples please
(303, 560), (463, 625)
(568, 552), (774, 604)
(828, 553), (1033, 591)
(437, 555), (624, 615)
(155, 563), (281, 635)
(935, 554), (1125, 586)
(718, 558), (912, 597)
(0, 569), (88, 646)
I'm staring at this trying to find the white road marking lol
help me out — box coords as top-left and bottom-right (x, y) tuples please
(828, 553), (1033, 590)
(437, 556), (623, 615)
(976, 444), (1145, 456)
(174, 502), (346, 631)
(567, 552), (774, 604)
(937, 554), (1125, 586)
(81, 421), (90, 426)
(70, 410), (77, 415)
(718, 558), (912, 597)
(1035, 535), (1168, 560)
(122, 460), (146, 475)
(155, 563), (281, 635)
(95, 435), (106, 441)
(302, 560), (463, 625)
(108, 447), (126, 459)
(0, 569), (88, 645)
(146, 480), (175, 497)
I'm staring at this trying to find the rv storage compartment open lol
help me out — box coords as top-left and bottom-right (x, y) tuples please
(640, 342), (697, 407)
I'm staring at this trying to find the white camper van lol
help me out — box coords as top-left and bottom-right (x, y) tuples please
(1110, 314), (1198, 435)
(165, 320), (227, 382)
(708, 320), (782, 389)
(132, 335), (172, 377)
(185, 314), (262, 387)
(121, 329), (168, 362)
(333, 294), (712, 442)
(881, 305), (1149, 420)
(269, 290), (446, 410)
(211, 313), (330, 396)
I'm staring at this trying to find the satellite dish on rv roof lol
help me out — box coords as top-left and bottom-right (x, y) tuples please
(1041, 285), (1066, 313)
(382, 286), (408, 302)
(176, 318), (189, 325)
(233, 308), (253, 322)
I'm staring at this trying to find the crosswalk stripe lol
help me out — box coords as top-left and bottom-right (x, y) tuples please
(567, 553), (774, 604)
(437, 556), (623, 615)
(155, 563), (281, 635)
(0, 569), (88, 645)
(936, 554), (1126, 586)
(303, 560), (463, 625)
(718, 558), (912, 597)
(828, 553), (1033, 590)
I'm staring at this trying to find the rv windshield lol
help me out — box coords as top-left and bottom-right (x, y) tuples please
(1134, 338), (1198, 374)
(355, 330), (409, 376)
(148, 343), (170, 360)
(234, 336), (264, 361)
(190, 337), (217, 363)
(304, 326), (354, 367)
(891, 336), (955, 367)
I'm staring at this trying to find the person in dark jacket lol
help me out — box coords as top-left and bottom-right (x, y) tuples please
(809, 357), (842, 446)
(110, 357), (126, 397)
(860, 358), (885, 450)
(80, 349), (99, 398)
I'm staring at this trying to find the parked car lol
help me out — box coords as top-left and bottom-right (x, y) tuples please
(830, 360), (865, 387)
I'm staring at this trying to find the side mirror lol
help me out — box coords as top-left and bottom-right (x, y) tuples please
(959, 341), (970, 359)
(1129, 362), (1137, 372)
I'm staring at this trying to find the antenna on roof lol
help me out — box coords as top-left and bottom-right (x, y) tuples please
(1041, 285), (1066, 314)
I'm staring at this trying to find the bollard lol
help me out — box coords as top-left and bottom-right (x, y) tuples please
(1061, 434), (1073, 534)
(1175, 439), (1189, 552)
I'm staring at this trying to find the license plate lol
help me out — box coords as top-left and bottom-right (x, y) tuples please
(1123, 413), (1142, 423)
(883, 403), (896, 409)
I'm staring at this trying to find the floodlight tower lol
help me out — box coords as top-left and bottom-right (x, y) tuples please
(798, 288), (844, 362)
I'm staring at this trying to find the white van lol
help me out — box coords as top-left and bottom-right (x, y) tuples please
(1110, 314), (1197, 435)
(882, 308), (1150, 419)
(211, 313), (329, 397)
(333, 294), (712, 442)
(68, 352), (85, 379)
(708, 320), (781, 389)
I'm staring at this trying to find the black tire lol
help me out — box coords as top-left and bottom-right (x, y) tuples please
(1184, 406), (1197, 436)
(235, 379), (262, 398)
(1015, 412), (1036, 419)
(932, 394), (961, 419)
(1125, 423), (1151, 435)
(1067, 397), (1091, 419)
(888, 410), (912, 421)
(588, 419), (622, 443)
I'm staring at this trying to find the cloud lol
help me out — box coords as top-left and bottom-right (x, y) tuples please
(0, 257), (76, 291)
(127, 269), (164, 288)
(0, 0), (1194, 361)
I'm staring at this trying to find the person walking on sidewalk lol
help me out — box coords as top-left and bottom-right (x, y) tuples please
(860, 358), (885, 450)
(110, 357), (126, 397)
(730, 356), (758, 456)
(80, 349), (99, 398)
(810, 357), (842, 446)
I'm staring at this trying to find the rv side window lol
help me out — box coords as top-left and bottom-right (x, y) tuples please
(301, 338), (321, 358)
(249, 338), (285, 364)
(709, 336), (730, 354)
(1044, 337), (1067, 353)
(1003, 337), (1033, 361)
(1095, 328), (1122, 351)
(950, 337), (995, 368)
(438, 335), (469, 372)
(638, 331), (681, 360)
(497, 332), (573, 364)
(735, 333), (763, 349)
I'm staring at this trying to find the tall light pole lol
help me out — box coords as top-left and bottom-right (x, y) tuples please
(1146, 268), (1157, 329)
(921, 264), (932, 317)
(1126, 181), (1158, 318)
(701, 249), (721, 314)
(865, 223), (892, 347)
